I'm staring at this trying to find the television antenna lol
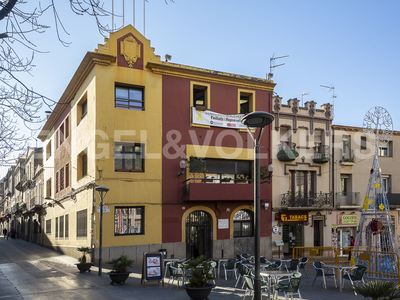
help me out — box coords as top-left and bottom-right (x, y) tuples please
(320, 85), (336, 119)
(268, 54), (289, 80)
(301, 92), (308, 106)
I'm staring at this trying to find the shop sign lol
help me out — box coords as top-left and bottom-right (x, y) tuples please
(337, 214), (358, 225)
(276, 212), (308, 223)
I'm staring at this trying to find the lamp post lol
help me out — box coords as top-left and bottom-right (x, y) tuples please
(241, 111), (274, 300)
(95, 186), (109, 276)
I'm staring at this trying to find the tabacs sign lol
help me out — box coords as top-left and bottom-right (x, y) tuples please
(275, 212), (308, 223)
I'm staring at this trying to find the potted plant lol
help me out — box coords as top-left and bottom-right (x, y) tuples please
(182, 255), (216, 300)
(351, 280), (400, 300)
(187, 156), (207, 182)
(107, 255), (134, 285)
(202, 176), (215, 183)
(75, 246), (93, 273)
(235, 174), (248, 183)
(220, 177), (232, 183)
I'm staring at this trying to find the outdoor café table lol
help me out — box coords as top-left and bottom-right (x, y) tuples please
(217, 259), (228, 278)
(322, 263), (357, 292)
(261, 270), (293, 300)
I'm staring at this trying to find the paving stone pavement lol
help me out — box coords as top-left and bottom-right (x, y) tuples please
(0, 238), (373, 299)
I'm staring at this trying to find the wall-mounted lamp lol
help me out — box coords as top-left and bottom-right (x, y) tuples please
(225, 208), (230, 213)
(263, 163), (274, 179)
(182, 206), (185, 210)
(45, 197), (64, 209)
(177, 158), (187, 179)
(263, 203), (269, 210)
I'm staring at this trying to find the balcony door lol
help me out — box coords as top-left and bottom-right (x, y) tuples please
(290, 171), (315, 203)
(185, 211), (212, 259)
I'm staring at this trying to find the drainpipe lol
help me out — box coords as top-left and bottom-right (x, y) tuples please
(332, 129), (335, 208)
(91, 182), (95, 264)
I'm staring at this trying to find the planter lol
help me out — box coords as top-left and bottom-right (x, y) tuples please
(235, 180), (247, 184)
(183, 284), (216, 300)
(75, 263), (93, 273)
(109, 272), (130, 285)
(277, 149), (299, 161)
(202, 179), (214, 183)
(220, 179), (231, 183)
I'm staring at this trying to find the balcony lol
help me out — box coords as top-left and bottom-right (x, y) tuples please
(277, 142), (299, 162)
(280, 192), (333, 209)
(335, 192), (361, 208)
(340, 149), (355, 165)
(388, 193), (400, 206)
(183, 179), (270, 201)
(313, 145), (331, 164)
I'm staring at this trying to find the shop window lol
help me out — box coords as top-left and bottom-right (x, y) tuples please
(114, 206), (144, 235)
(233, 210), (254, 237)
(45, 219), (51, 235)
(115, 85), (144, 110)
(114, 143), (144, 172)
(59, 215), (64, 238)
(77, 209), (87, 238)
(65, 214), (69, 238)
(55, 217), (58, 238)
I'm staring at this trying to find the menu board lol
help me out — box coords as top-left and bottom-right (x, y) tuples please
(141, 252), (164, 287)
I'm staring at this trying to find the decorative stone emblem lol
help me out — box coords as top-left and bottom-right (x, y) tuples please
(120, 36), (141, 68)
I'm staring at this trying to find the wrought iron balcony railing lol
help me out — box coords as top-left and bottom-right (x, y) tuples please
(281, 191), (333, 208)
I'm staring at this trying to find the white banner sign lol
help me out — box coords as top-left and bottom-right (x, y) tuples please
(192, 107), (247, 129)
(97, 206), (110, 213)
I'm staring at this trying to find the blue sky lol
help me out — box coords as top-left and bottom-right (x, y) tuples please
(14, 1), (400, 141)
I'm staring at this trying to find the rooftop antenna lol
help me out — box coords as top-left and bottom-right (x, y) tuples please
(268, 54), (289, 80)
(320, 85), (336, 119)
(301, 92), (309, 106)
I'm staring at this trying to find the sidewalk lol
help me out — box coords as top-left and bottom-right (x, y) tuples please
(0, 238), (362, 299)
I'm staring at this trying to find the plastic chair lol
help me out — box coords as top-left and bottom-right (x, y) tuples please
(312, 261), (337, 289)
(274, 260), (282, 270)
(167, 265), (184, 289)
(274, 277), (302, 300)
(286, 258), (300, 272)
(266, 264), (278, 271)
(223, 258), (237, 280)
(298, 257), (309, 278)
(343, 265), (366, 295)
(242, 275), (269, 300)
(235, 262), (251, 288)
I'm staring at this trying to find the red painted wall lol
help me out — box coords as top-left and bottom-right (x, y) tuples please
(161, 74), (273, 243)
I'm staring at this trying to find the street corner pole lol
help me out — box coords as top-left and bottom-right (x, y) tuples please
(254, 139), (261, 300)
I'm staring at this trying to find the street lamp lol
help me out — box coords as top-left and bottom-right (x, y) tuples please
(95, 186), (109, 276)
(241, 111), (274, 300)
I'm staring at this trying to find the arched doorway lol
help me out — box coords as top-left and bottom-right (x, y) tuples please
(185, 211), (212, 259)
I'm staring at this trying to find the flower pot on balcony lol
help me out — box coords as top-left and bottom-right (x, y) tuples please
(277, 149), (299, 161)
(313, 157), (331, 164)
(202, 179), (214, 183)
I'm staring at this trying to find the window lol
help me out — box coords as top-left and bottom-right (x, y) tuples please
(65, 214), (69, 238)
(56, 130), (59, 149)
(114, 206), (144, 235)
(65, 116), (69, 139)
(193, 86), (207, 107)
(55, 217), (58, 238)
(59, 215), (64, 238)
(77, 150), (88, 180)
(60, 167), (64, 191)
(82, 100), (87, 118)
(60, 123), (64, 145)
(289, 170), (316, 199)
(115, 143), (144, 172)
(342, 135), (352, 161)
(115, 85), (144, 110)
(379, 142), (392, 157)
(238, 90), (254, 114)
(77, 209), (87, 238)
(55, 171), (59, 193)
(361, 136), (367, 150)
(46, 219), (51, 234)
(65, 164), (69, 188)
(382, 176), (390, 193)
(46, 179), (52, 197)
(46, 141), (52, 160)
(233, 210), (254, 237)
